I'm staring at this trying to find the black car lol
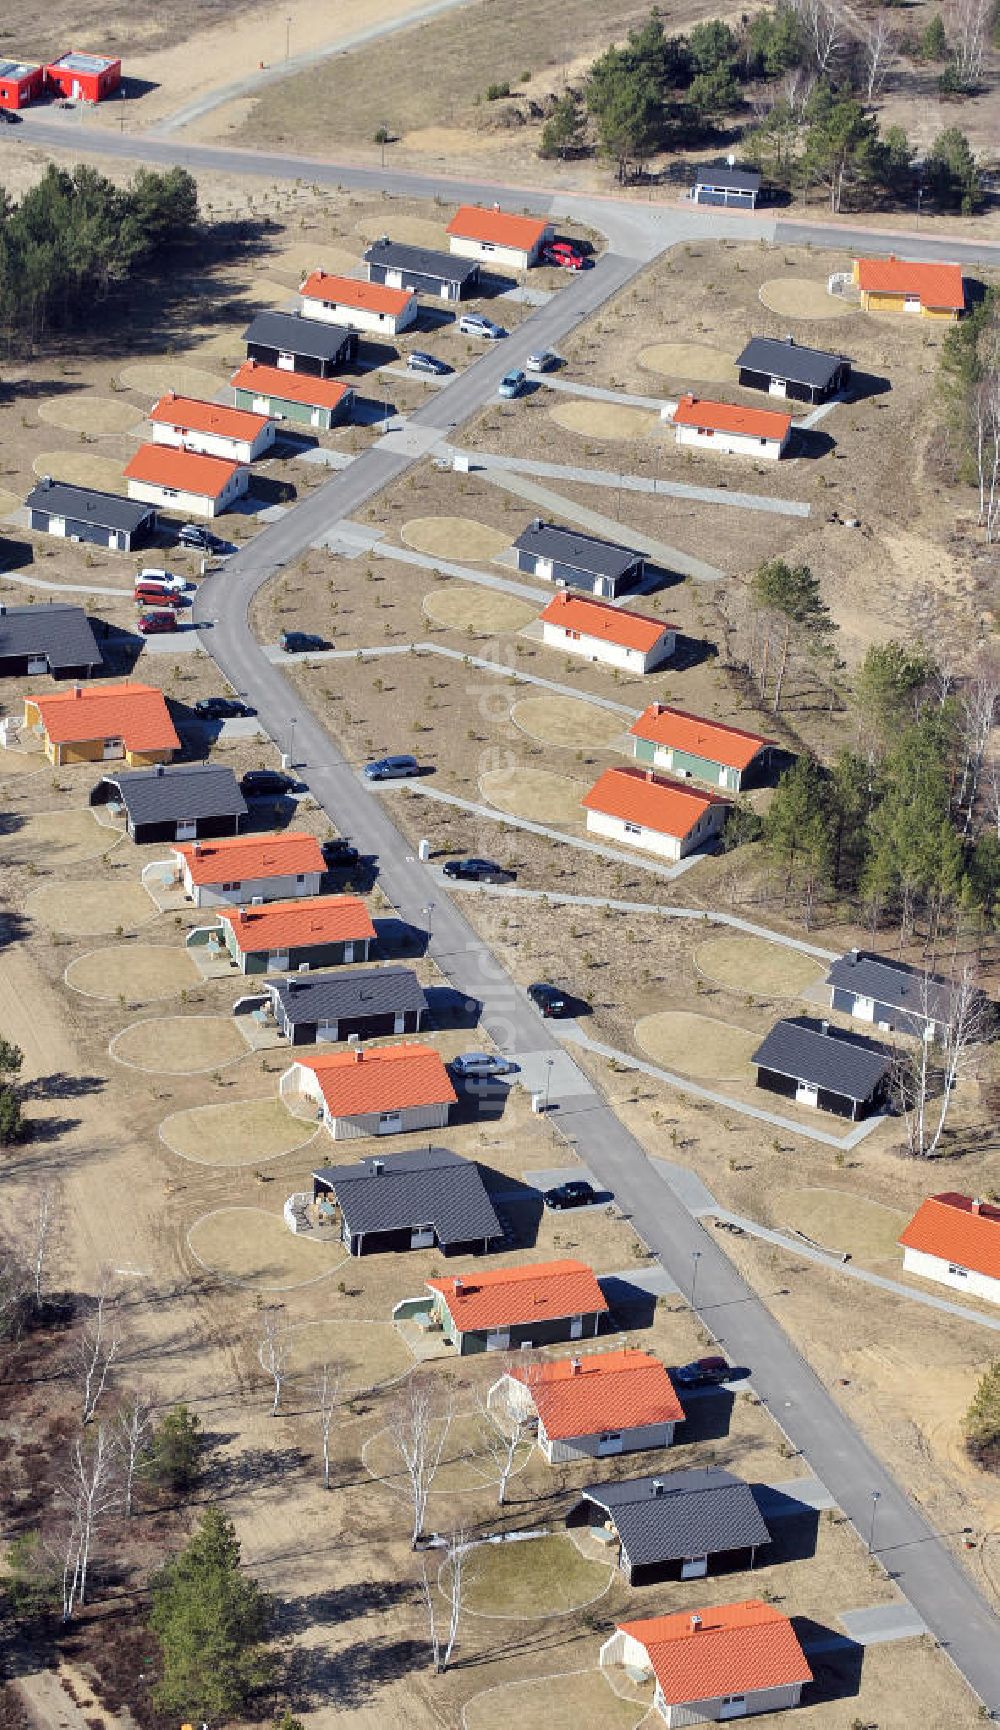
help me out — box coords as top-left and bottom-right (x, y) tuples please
(280, 630), (327, 654)
(178, 523), (227, 553)
(195, 697), (257, 720)
(673, 1357), (731, 1388)
(543, 1180), (598, 1211)
(442, 857), (514, 884)
(322, 837), (360, 868)
(528, 981), (569, 1018)
(240, 769), (295, 799)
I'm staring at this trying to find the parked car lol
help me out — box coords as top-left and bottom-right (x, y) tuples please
(241, 768), (294, 799)
(543, 1180), (598, 1210)
(451, 1052), (517, 1079)
(178, 524), (227, 553)
(544, 241), (585, 270)
(137, 609), (178, 636)
(280, 630), (326, 654)
(498, 369), (526, 400)
(134, 581), (185, 609)
(526, 349), (559, 374)
(136, 567), (187, 594)
(321, 837), (360, 868)
(407, 351), (451, 376)
(442, 857), (514, 884)
(528, 981), (569, 1018)
(673, 1356), (731, 1388)
(363, 754), (420, 781)
(458, 312), (505, 339)
(195, 697), (257, 720)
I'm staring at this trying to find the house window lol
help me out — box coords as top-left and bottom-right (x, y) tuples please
(162, 487), (178, 499)
(948, 1264), (969, 1277)
(221, 880), (240, 892)
(624, 821), (641, 835)
(567, 629), (580, 641)
(296, 874), (306, 883)
(760, 437), (768, 446)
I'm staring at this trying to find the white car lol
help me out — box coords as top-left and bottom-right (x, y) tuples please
(526, 349), (559, 373)
(135, 567), (187, 594)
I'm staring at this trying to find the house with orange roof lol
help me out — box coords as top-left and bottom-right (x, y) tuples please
(489, 1347), (684, 1462)
(298, 271), (418, 336)
(601, 1600), (811, 1724)
(446, 205), (553, 272)
(401, 1258), (608, 1355)
(671, 395), (792, 460)
(900, 1192), (1000, 1304)
(148, 393), (276, 465)
(630, 703), (775, 793)
(538, 592), (676, 674)
(282, 1041), (457, 1142)
(169, 830), (325, 908)
(852, 255), (964, 320)
(191, 893), (376, 974)
(230, 360), (354, 432)
(582, 766), (728, 862)
(124, 444), (249, 521)
(23, 681), (179, 768)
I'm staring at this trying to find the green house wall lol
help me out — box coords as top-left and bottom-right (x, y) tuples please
(233, 387), (332, 431)
(632, 734), (742, 790)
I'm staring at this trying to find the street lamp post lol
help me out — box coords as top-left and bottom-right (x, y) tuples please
(423, 901), (435, 940)
(868, 1489), (881, 1555)
(543, 1055), (555, 1112)
(690, 1249), (702, 1310)
(286, 15), (292, 59)
(287, 715), (297, 768)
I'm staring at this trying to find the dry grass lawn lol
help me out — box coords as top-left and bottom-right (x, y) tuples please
(162, 1096), (319, 1165)
(480, 765), (589, 825)
(110, 1014), (246, 1074)
(353, 214), (451, 249)
(269, 241), (362, 282)
(695, 933), (826, 999)
(401, 517), (513, 561)
(758, 277), (858, 321)
(118, 361), (227, 400)
(780, 1186), (909, 1264)
(638, 341), (736, 385)
(0, 748), (44, 777)
(30, 451), (126, 493)
(37, 395), (143, 435)
(187, 1205), (345, 1289)
(635, 1010), (759, 1080)
(26, 878), (154, 936)
(365, 1409), (532, 1497)
(65, 943), (200, 1001)
(2, 808), (115, 868)
(548, 400), (659, 441)
(285, 1319), (414, 1396)
(511, 694), (628, 750)
(422, 586), (539, 635)
(463, 1670), (646, 1730)
(456, 1533), (612, 1618)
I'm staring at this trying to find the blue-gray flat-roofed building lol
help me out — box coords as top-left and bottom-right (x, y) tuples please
(736, 336), (851, 404)
(266, 966), (428, 1046)
(242, 311), (358, 378)
(26, 478), (155, 551)
(90, 762), (247, 845)
(576, 1467), (771, 1584)
(693, 166), (762, 208)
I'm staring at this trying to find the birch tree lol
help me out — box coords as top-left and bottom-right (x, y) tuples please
(116, 1389), (154, 1517)
(973, 363), (1000, 543)
(58, 1425), (118, 1620)
(476, 1395), (533, 1507)
(30, 1190), (57, 1312)
(312, 1361), (342, 1490)
(863, 13), (896, 100)
(419, 1530), (474, 1673)
(76, 1270), (122, 1424)
(946, 0), (989, 85)
(389, 1376), (454, 1548)
(258, 1305), (291, 1418)
(956, 654), (1000, 834)
(893, 965), (991, 1155)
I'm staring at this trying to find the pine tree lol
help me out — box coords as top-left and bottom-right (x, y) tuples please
(150, 1509), (274, 1719)
(145, 1405), (203, 1494)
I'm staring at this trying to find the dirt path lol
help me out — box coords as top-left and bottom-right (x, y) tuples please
(11, 1661), (134, 1730)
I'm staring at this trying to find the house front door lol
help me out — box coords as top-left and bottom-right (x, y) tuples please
(720, 1697), (747, 1720)
(277, 351), (294, 371)
(681, 1555), (708, 1579)
(175, 819), (197, 842)
(904, 295), (921, 313)
(598, 1432), (623, 1456)
(795, 1081), (819, 1108)
(48, 515), (66, 537)
(343, 941), (355, 964)
(270, 950), (289, 970)
(485, 1329), (510, 1351)
(854, 995), (875, 1021)
(769, 377), (787, 396)
(103, 737), (123, 760)
(410, 1225), (434, 1249)
(378, 1111), (402, 1135)
(570, 1315), (584, 1339)
(27, 657), (47, 675)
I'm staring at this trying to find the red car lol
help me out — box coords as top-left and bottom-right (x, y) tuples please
(545, 241), (585, 271)
(134, 581), (185, 608)
(138, 608), (178, 636)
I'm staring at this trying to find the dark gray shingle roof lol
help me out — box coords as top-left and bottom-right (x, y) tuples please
(364, 238), (480, 286)
(243, 310), (354, 362)
(269, 966), (427, 1026)
(513, 520), (642, 580)
(752, 1016), (890, 1101)
(312, 1146), (502, 1246)
(0, 602), (102, 673)
(736, 336), (850, 389)
(581, 1468), (771, 1568)
(826, 950), (960, 1026)
(695, 166), (761, 193)
(95, 763), (247, 826)
(25, 479), (154, 534)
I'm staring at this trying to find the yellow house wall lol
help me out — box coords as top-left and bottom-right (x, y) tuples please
(59, 739), (106, 765)
(862, 288), (959, 320)
(126, 746), (175, 767)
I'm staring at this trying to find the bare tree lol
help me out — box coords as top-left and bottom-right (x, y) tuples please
(863, 12), (896, 100)
(956, 654), (1000, 834)
(76, 1270), (123, 1424)
(389, 1375), (454, 1548)
(973, 362), (1000, 544)
(258, 1304), (291, 1417)
(312, 1360), (342, 1490)
(419, 1529), (474, 1673)
(893, 964), (991, 1156)
(0, 1241), (30, 1343)
(947, 0), (989, 85)
(795, 0), (845, 75)
(30, 1189), (57, 1312)
(480, 1355), (540, 1505)
(115, 1389), (153, 1517)
(58, 1425), (118, 1620)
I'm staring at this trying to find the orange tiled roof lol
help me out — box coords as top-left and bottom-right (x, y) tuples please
(124, 443), (243, 498)
(216, 894), (375, 954)
(230, 361), (352, 412)
(630, 703), (772, 771)
(539, 592), (673, 654)
(856, 256), (964, 312)
(672, 394), (792, 440)
(428, 1259), (608, 1333)
(582, 765), (727, 840)
(149, 393), (270, 443)
(447, 204), (550, 250)
(27, 682), (179, 751)
(511, 1348), (683, 1438)
(619, 1601), (812, 1705)
(900, 1192), (1000, 1279)
(297, 1041), (457, 1116)
(299, 271), (414, 316)
(174, 831), (325, 886)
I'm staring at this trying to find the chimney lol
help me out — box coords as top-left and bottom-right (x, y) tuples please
(820, 1019), (830, 1035)
(193, 839), (202, 856)
(850, 947), (860, 962)
(972, 1197), (983, 1214)
(645, 769), (654, 783)
(690, 1614), (702, 1631)
(73, 683), (82, 699)
(0, 603), (5, 616)
(570, 1356), (582, 1374)
(237, 907), (247, 922)
(454, 1275), (464, 1292)
(353, 1046), (364, 1063)
(371, 1157), (385, 1175)
(652, 1479), (665, 1497)
(155, 762), (164, 777)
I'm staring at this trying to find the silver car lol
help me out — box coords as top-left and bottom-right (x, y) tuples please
(526, 349), (558, 373)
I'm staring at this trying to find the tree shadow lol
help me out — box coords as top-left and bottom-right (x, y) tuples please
(282, 1633), (427, 1709)
(20, 1072), (106, 1103)
(200, 1442), (307, 1499)
(275, 1577), (417, 1637)
(0, 536), (34, 572)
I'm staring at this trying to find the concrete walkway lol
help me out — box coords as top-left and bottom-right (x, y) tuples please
(0, 569), (132, 598)
(537, 375), (675, 412)
(372, 538), (552, 603)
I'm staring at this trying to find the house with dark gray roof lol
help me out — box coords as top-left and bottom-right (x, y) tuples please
(242, 310), (358, 378)
(751, 1015), (891, 1120)
(0, 602), (103, 680)
(736, 336), (851, 404)
(264, 967), (428, 1046)
(90, 762), (247, 845)
(308, 1145), (503, 1257)
(26, 478), (155, 551)
(364, 236), (481, 301)
(574, 1467), (771, 1586)
(692, 165), (762, 208)
(825, 948), (983, 1044)
(512, 519), (644, 599)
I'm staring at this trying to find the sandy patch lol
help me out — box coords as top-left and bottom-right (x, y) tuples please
(480, 765), (589, 825)
(285, 1319), (413, 1397)
(26, 879), (154, 937)
(422, 585), (538, 635)
(187, 1206), (343, 1290)
(695, 933), (825, 999)
(463, 1671), (645, 1730)
(189, 330), (249, 368)
(353, 212), (451, 249)
(237, 279), (300, 309)
(110, 1014), (246, 1074)
(779, 1186), (908, 1263)
(401, 516), (512, 562)
(1, 809), (112, 868)
(161, 1096), (317, 1166)
(635, 1010), (758, 1080)
(639, 341), (736, 385)
(548, 400), (659, 442)
(31, 452), (125, 493)
(401, 126), (499, 156)
(118, 362), (227, 401)
(759, 278), (856, 320)
(65, 944), (199, 1002)
(0, 747), (44, 777)
(511, 694), (627, 750)
(267, 241), (361, 284)
(37, 396), (143, 436)
(0, 488), (24, 519)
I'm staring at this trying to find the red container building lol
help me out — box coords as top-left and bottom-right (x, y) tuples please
(0, 60), (44, 110)
(45, 51), (122, 102)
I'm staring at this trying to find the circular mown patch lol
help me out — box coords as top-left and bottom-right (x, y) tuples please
(187, 1206), (344, 1290)
(695, 933), (825, 999)
(480, 765), (589, 826)
(548, 399), (658, 441)
(118, 361), (227, 401)
(422, 585), (539, 635)
(285, 1319), (414, 1398)
(2, 809), (112, 868)
(635, 1010), (758, 1080)
(110, 1014), (246, 1074)
(639, 341), (735, 384)
(511, 694), (627, 750)
(454, 1533), (613, 1620)
(31, 451), (126, 493)
(463, 1670), (647, 1730)
(364, 1411), (531, 1497)
(759, 277), (856, 320)
(0, 748), (44, 779)
(401, 517), (512, 562)
(26, 878), (154, 937)
(161, 1096), (318, 1166)
(37, 395), (142, 435)
(66, 943), (199, 1002)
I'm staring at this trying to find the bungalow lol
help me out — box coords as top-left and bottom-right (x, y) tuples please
(308, 1146), (502, 1256)
(45, 50), (121, 102)
(513, 519), (644, 599)
(170, 830), (325, 908)
(582, 766), (728, 862)
(124, 445), (249, 521)
(692, 165), (762, 208)
(90, 762), (247, 845)
(672, 395), (792, 460)
(243, 310), (358, 378)
(0, 61), (44, 110)
(199, 894), (376, 975)
(489, 1347), (683, 1463)
(630, 703), (774, 792)
(825, 948), (977, 1042)
(751, 1015), (891, 1120)
(230, 361), (355, 431)
(25, 478), (154, 552)
(24, 681), (178, 768)
(0, 602), (103, 680)
(853, 256), (964, 320)
(538, 592), (676, 674)
(264, 966), (428, 1045)
(282, 1041), (457, 1142)
(736, 336), (851, 405)
(364, 237), (481, 302)
(148, 394), (276, 465)
(446, 205), (553, 272)
(900, 1192), (1000, 1305)
(298, 271), (418, 337)
(600, 1601), (812, 1727)
(411, 1258), (608, 1355)
(576, 1467), (771, 1586)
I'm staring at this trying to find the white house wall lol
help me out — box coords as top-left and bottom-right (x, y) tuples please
(540, 621), (675, 674)
(183, 868), (324, 909)
(902, 1244), (1000, 1305)
(585, 807), (683, 861)
(151, 422), (275, 464)
(449, 230), (551, 271)
(544, 1420), (676, 1462)
(127, 472), (248, 520)
(674, 425), (786, 461)
(300, 298), (417, 336)
(327, 1099), (451, 1142)
(663, 1682), (804, 1727)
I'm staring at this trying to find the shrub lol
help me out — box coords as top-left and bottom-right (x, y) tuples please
(484, 80), (512, 100)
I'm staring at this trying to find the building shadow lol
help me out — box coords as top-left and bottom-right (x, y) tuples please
(373, 915), (427, 958)
(598, 1273), (659, 1331)
(0, 535), (34, 572)
(843, 370), (892, 403)
(425, 983), (481, 1029)
(670, 633), (717, 672)
(750, 1484), (821, 1562)
(450, 1074), (513, 1124)
(479, 1164), (544, 1248)
(789, 427), (836, 459)
(795, 1621), (864, 1704)
(352, 395), (400, 427)
(101, 625), (145, 676)
(673, 1386), (737, 1443)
